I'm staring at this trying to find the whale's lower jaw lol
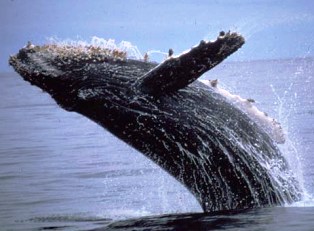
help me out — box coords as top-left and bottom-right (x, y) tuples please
(9, 32), (302, 212)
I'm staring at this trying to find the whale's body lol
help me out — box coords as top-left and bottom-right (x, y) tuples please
(9, 32), (301, 212)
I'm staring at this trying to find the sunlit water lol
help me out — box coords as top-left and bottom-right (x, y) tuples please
(0, 58), (313, 230)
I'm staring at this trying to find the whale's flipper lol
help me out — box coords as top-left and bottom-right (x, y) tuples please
(137, 32), (244, 95)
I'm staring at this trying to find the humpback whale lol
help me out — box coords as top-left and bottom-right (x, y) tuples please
(9, 32), (301, 212)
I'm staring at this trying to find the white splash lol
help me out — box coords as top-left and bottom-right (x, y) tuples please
(91, 37), (144, 60)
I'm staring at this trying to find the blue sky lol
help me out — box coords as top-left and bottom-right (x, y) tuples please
(1, 0), (314, 71)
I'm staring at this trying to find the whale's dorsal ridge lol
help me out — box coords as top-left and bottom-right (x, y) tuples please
(136, 31), (244, 96)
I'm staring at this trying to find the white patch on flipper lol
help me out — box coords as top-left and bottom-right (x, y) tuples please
(199, 79), (285, 144)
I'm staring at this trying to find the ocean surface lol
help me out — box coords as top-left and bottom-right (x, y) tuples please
(0, 58), (314, 230)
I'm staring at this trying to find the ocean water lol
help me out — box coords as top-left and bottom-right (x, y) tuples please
(0, 58), (314, 230)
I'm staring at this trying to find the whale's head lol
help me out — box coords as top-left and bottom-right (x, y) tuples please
(9, 43), (157, 113)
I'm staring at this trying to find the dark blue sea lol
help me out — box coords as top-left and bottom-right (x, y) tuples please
(1, 58), (314, 230)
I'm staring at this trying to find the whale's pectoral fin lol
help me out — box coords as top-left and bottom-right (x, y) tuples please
(136, 31), (245, 96)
